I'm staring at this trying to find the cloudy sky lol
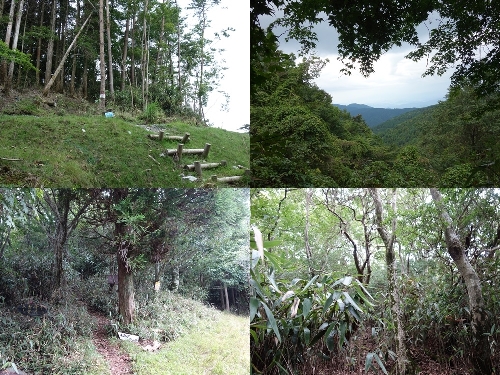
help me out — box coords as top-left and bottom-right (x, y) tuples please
(178, 0), (249, 132)
(262, 12), (454, 109)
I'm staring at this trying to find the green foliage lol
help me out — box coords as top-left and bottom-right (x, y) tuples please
(130, 290), (220, 342)
(250, 55), (393, 187)
(0, 297), (97, 374)
(250, 231), (374, 374)
(141, 102), (162, 124)
(0, 41), (37, 71)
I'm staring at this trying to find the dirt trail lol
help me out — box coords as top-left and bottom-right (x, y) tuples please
(90, 311), (133, 375)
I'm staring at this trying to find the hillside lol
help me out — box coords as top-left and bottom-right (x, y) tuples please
(372, 105), (437, 146)
(0, 94), (249, 187)
(334, 103), (420, 127)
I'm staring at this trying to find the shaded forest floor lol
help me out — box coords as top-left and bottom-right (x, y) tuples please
(294, 323), (500, 375)
(0, 90), (249, 187)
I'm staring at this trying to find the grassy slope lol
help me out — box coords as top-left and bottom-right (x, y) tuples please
(0, 115), (249, 187)
(125, 312), (249, 375)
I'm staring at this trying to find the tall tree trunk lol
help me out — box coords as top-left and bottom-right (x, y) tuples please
(430, 188), (493, 375)
(223, 282), (230, 312)
(176, 0), (181, 105)
(370, 188), (407, 375)
(45, 0), (57, 85)
(82, 54), (88, 98)
(42, 14), (91, 96)
(105, 0), (114, 98)
(304, 188), (314, 278)
(170, 264), (179, 291)
(98, 0), (106, 109)
(35, 1), (45, 85)
(131, 17), (136, 86)
(70, 0), (79, 96)
(121, 18), (129, 91)
(141, 0), (149, 110)
(6, 0), (25, 94)
(1, 0), (16, 88)
(113, 189), (135, 324)
(117, 243), (135, 324)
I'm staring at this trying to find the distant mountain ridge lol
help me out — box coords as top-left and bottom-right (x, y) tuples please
(333, 103), (420, 128)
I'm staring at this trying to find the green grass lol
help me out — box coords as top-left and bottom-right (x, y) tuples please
(125, 312), (249, 375)
(0, 114), (249, 187)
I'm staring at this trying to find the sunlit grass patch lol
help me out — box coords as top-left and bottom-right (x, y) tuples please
(128, 312), (249, 375)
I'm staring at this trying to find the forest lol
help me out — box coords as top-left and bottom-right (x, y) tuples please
(250, 188), (500, 375)
(0, 0), (228, 119)
(250, 0), (500, 187)
(0, 188), (249, 374)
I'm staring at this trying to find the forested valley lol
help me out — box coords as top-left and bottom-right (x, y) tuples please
(250, 188), (500, 375)
(250, 0), (500, 187)
(0, 188), (249, 374)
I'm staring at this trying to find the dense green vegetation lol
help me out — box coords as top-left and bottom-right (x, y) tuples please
(250, 49), (500, 187)
(251, 0), (500, 187)
(0, 188), (249, 374)
(250, 188), (500, 375)
(372, 106), (436, 146)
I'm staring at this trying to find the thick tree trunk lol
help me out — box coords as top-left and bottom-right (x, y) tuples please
(69, 0), (78, 97)
(117, 245), (135, 324)
(99, 0), (106, 109)
(113, 188), (135, 324)
(35, 1), (45, 85)
(170, 264), (179, 291)
(304, 188), (314, 278)
(370, 188), (407, 375)
(430, 188), (493, 375)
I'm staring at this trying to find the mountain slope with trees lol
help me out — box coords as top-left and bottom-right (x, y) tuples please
(372, 105), (437, 146)
(251, 0), (500, 187)
(334, 103), (419, 128)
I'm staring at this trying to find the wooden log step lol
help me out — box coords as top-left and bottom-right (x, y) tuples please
(165, 143), (211, 159)
(184, 160), (227, 172)
(148, 132), (190, 143)
(211, 169), (250, 183)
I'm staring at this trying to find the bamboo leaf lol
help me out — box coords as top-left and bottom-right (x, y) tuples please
(261, 301), (281, 343)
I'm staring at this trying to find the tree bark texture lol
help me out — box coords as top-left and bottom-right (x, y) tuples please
(113, 189), (135, 324)
(370, 188), (408, 375)
(105, 0), (114, 98)
(430, 188), (493, 375)
(99, 0), (106, 109)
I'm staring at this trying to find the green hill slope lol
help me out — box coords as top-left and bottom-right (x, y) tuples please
(334, 103), (419, 127)
(0, 115), (249, 187)
(372, 105), (437, 146)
